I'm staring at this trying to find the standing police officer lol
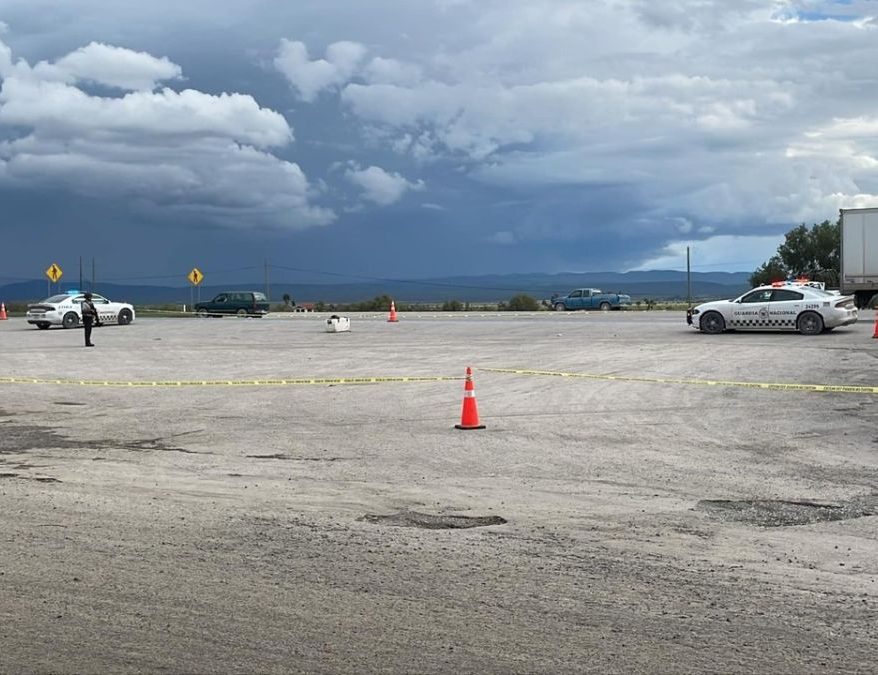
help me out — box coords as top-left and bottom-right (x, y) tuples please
(81, 292), (100, 347)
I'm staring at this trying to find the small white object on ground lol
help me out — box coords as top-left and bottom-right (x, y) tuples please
(325, 315), (351, 333)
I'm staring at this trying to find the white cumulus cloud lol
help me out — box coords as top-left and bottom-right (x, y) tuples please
(48, 42), (181, 90)
(321, 0), (878, 261)
(363, 57), (423, 86)
(345, 164), (424, 205)
(274, 39), (367, 102)
(0, 37), (333, 229)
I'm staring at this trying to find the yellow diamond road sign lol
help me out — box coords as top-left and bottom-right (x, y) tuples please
(45, 263), (63, 283)
(188, 268), (204, 286)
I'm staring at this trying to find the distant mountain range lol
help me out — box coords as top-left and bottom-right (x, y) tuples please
(0, 270), (752, 305)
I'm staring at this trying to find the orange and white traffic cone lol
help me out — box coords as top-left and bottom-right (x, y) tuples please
(0, 303), (7, 320)
(873, 314), (878, 339)
(455, 366), (485, 430)
(387, 300), (399, 323)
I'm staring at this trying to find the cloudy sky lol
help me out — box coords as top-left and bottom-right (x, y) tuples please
(1, 0), (877, 286)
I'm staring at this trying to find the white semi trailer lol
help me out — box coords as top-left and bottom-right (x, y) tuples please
(840, 207), (878, 308)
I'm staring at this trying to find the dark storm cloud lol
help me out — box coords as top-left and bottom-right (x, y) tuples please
(1, 0), (878, 283)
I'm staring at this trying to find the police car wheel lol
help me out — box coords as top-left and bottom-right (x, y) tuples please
(797, 311), (824, 335)
(62, 312), (80, 329)
(700, 311), (725, 334)
(37, 322), (50, 330)
(118, 309), (132, 325)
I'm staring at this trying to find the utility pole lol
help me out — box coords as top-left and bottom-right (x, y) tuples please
(91, 257), (96, 291)
(265, 258), (271, 302)
(79, 256), (83, 291)
(686, 246), (692, 307)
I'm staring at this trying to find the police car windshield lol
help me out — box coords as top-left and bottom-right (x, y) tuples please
(43, 294), (73, 303)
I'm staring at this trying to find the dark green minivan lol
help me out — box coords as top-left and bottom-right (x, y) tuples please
(194, 291), (270, 317)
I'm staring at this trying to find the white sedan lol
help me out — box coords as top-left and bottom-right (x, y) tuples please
(687, 283), (858, 335)
(26, 291), (136, 330)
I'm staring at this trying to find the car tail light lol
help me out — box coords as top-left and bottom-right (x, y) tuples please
(835, 299), (855, 309)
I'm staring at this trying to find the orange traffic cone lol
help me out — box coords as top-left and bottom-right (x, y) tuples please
(387, 300), (399, 323)
(0, 303), (7, 320)
(455, 366), (485, 430)
(873, 314), (878, 339)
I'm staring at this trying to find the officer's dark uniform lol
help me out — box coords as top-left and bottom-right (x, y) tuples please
(81, 293), (98, 347)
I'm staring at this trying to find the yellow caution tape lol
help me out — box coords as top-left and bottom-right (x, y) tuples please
(481, 368), (878, 395)
(0, 375), (458, 388)
(3, 367), (873, 394)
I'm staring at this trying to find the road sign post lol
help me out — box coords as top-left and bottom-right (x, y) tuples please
(188, 268), (204, 311)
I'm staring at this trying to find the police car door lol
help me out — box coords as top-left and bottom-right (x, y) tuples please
(733, 288), (772, 330)
(92, 294), (112, 323)
(767, 288), (803, 330)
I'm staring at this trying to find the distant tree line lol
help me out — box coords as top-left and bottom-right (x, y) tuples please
(318, 293), (545, 312)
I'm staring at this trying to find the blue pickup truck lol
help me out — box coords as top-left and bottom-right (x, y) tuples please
(551, 288), (631, 311)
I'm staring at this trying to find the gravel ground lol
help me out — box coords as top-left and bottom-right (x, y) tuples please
(1, 311), (877, 674)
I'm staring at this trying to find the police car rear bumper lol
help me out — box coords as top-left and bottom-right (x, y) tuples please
(828, 309), (858, 327)
(26, 310), (61, 324)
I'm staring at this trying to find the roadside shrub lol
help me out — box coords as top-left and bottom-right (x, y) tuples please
(504, 294), (541, 311)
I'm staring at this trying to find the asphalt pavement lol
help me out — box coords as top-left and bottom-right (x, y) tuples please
(1, 311), (877, 674)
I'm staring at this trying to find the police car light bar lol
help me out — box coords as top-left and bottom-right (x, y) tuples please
(769, 278), (825, 290)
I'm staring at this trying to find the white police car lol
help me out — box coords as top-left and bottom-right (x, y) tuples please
(26, 291), (136, 330)
(687, 281), (858, 335)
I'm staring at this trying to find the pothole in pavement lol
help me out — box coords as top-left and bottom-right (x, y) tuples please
(0, 423), (82, 455)
(0, 420), (206, 456)
(697, 498), (877, 527)
(359, 511), (507, 529)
